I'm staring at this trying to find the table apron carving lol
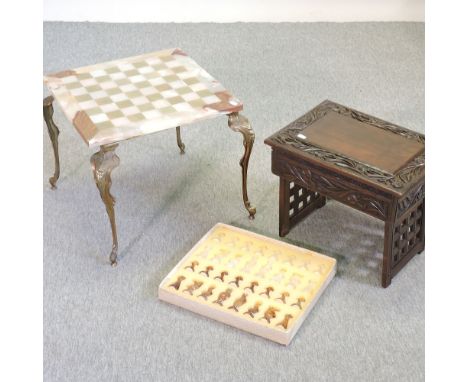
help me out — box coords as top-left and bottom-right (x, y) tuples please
(272, 151), (390, 221)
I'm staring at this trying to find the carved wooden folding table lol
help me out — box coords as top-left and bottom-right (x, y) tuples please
(43, 48), (256, 266)
(265, 100), (425, 287)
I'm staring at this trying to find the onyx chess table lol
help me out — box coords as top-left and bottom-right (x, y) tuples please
(43, 48), (256, 266)
(265, 100), (425, 287)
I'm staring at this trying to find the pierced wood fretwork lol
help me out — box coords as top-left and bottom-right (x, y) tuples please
(391, 198), (424, 269)
(288, 182), (324, 218)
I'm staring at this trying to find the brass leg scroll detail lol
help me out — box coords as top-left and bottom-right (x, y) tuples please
(176, 126), (185, 154)
(91, 144), (120, 266)
(43, 96), (60, 189)
(228, 112), (256, 219)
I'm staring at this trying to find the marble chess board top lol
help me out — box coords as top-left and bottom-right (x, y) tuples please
(159, 223), (336, 345)
(44, 48), (242, 147)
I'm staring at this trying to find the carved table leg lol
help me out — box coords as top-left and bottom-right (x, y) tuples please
(228, 112), (256, 219)
(279, 178), (292, 237)
(176, 126), (185, 154)
(382, 214), (396, 288)
(382, 186), (425, 287)
(90, 144), (120, 266)
(43, 96), (60, 189)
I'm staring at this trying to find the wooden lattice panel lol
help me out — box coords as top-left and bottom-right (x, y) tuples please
(159, 223), (336, 345)
(392, 199), (424, 267)
(288, 182), (324, 218)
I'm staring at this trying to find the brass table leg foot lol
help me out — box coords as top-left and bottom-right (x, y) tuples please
(91, 144), (120, 266)
(43, 96), (60, 189)
(228, 112), (256, 219)
(176, 126), (185, 154)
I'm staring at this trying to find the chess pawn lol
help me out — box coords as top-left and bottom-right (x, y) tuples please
(184, 261), (199, 272)
(198, 286), (216, 300)
(259, 286), (274, 298)
(253, 245), (267, 256)
(260, 307), (279, 323)
(286, 275), (301, 289)
(270, 251), (281, 261)
(243, 301), (262, 318)
(244, 281), (258, 293)
(212, 233), (225, 242)
(226, 259), (239, 268)
(301, 280), (316, 293)
(183, 280), (203, 295)
(213, 288), (232, 306)
(298, 260), (311, 270)
(275, 292), (290, 304)
(271, 272), (285, 283)
(240, 241), (252, 251)
(284, 255), (297, 266)
(197, 247), (212, 259)
(291, 297), (306, 310)
(226, 238), (237, 247)
(254, 268), (267, 278)
(241, 259), (257, 273)
(214, 271), (229, 282)
(199, 265), (214, 277)
(228, 293), (247, 312)
(276, 314), (293, 329)
(312, 264), (326, 275)
(211, 254), (225, 265)
(229, 276), (243, 287)
(169, 275), (185, 290)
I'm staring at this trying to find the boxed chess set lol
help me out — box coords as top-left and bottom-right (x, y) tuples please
(159, 223), (336, 345)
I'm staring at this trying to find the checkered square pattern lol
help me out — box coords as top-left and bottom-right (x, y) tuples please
(44, 48), (243, 147)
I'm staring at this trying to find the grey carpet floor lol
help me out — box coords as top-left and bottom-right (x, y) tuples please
(43, 22), (424, 382)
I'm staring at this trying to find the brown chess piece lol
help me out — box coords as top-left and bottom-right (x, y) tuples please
(276, 314), (293, 329)
(169, 276), (185, 290)
(244, 281), (258, 293)
(259, 286), (274, 298)
(213, 288), (232, 306)
(229, 276), (243, 287)
(243, 302), (262, 318)
(291, 297), (306, 310)
(199, 265), (214, 277)
(183, 280), (203, 295)
(214, 271), (229, 282)
(275, 292), (290, 304)
(260, 307), (279, 323)
(198, 286), (216, 300)
(184, 261), (199, 272)
(228, 293), (247, 312)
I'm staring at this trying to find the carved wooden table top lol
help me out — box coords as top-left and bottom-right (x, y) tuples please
(44, 48), (242, 147)
(264, 100), (425, 197)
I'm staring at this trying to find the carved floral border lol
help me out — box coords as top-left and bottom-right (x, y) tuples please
(277, 159), (389, 220)
(270, 100), (425, 191)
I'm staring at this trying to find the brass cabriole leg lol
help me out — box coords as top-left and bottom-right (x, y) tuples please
(90, 144), (120, 266)
(43, 96), (60, 189)
(228, 112), (256, 219)
(176, 126), (185, 154)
